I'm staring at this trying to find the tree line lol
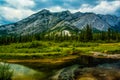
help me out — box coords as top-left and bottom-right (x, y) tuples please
(0, 24), (120, 45)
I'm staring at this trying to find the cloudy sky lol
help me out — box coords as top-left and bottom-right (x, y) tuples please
(0, 0), (120, 25)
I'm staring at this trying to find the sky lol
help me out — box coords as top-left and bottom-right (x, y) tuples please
(0, 0), (120, 25)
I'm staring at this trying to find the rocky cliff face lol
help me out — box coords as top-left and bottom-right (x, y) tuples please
(0, 9), (120, 36)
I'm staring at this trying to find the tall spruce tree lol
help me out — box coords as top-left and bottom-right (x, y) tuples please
(84, 24), (93, 41)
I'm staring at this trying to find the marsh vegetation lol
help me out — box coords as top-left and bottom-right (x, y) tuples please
(0, 62), (13, 80)
(0, 41), (119, 60)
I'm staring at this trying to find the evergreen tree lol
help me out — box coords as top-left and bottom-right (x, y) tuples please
(107, 28), (111, 41)
(84, 24), (93, 41)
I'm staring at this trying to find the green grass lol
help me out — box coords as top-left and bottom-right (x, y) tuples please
(0, 62), (13, 80)
(0, 41), (120, 59)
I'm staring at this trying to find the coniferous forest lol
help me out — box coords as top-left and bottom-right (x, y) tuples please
(0, 24), (120, 45)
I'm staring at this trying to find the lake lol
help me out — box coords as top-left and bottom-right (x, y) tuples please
(0, 55), (120, 80)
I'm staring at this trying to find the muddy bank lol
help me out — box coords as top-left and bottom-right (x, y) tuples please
(58, 66), (120, 80)
(8, 54), (120, 69)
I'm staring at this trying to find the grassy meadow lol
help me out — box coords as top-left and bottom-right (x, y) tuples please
(0, 41), (120, 60)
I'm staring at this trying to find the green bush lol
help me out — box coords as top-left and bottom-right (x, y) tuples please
(63, 48), (82, 55)
(73, 42), (99, 47)
(52, 47), (62, 53)
(59, 42), (70, 47)
(71, 47), (82, 55)
(15, 41), (48, 49)
(29, 41), (42, 48)
(107, 50), (120, 54)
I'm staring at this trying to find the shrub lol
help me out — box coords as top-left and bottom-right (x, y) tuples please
(29, 41), (48, 48)
(29, 41), (41, 48)
(71, 47), (82, 55)
(63, 49), (72, 54)
(15, 41), (48, 49)
(73, 42), (99, 47)
(106, 50), (120, 54)
(59, 42), (70, 47)
(63, 48), (82, 55)
(52, 47), (62, 53)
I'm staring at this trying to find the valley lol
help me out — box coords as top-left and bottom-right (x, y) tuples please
(0, 9), (120, 80)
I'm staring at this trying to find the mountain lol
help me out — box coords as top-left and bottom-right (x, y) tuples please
(98, 14), (120, 31)
(0, 9), (120, 36)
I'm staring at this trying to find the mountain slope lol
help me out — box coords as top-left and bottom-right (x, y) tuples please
(72, 13), (110, 31)
(0, 9), (120, 36)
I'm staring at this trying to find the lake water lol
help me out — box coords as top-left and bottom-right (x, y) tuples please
(0, 59), (120, 80)
(0, 62), (45, 80)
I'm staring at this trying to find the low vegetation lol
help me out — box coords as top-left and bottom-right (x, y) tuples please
(0, 40), (119, 60)
(0, 62), (13, 80)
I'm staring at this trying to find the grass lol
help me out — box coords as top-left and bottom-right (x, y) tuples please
(0, 41), (120, 59)
(0, 62), (13, 80)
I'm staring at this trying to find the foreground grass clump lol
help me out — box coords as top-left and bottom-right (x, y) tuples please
(0, 62), (13, 80)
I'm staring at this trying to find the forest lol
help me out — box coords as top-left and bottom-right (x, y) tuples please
(0, 25), (120, 45)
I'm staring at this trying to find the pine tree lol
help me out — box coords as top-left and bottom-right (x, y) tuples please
(107, 28), (111, 41)
(84, 24), (93, 41)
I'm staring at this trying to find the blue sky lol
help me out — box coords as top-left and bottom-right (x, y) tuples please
(0, 0), (120, 25)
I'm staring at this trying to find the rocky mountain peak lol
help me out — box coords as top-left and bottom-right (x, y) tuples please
(57, 10), (71, 17)
(0, 9), (120, 36)
(36, 9), (51, 15)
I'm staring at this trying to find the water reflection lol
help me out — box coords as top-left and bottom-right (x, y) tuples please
(1, 61), (120, 80)
(0, 62), (44, 80)
(54, 62), (120, 80)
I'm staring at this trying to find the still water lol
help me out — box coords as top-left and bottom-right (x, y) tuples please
(0, 60), (120, 80)
(0, 62), (44, 80)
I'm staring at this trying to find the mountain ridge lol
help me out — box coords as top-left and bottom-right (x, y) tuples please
(0, 9), (120, 36)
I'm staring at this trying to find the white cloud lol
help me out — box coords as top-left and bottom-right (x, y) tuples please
(5, 0), (35, 8)
(47, 6), (77, 14)
(76, 1), (120, 14)
(0, 6), (35, 21)
(0, 0), (36, 22)
(48, 6), (66, 12)
(47, 1), (120, 15)
(0, 0), (120, 25)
